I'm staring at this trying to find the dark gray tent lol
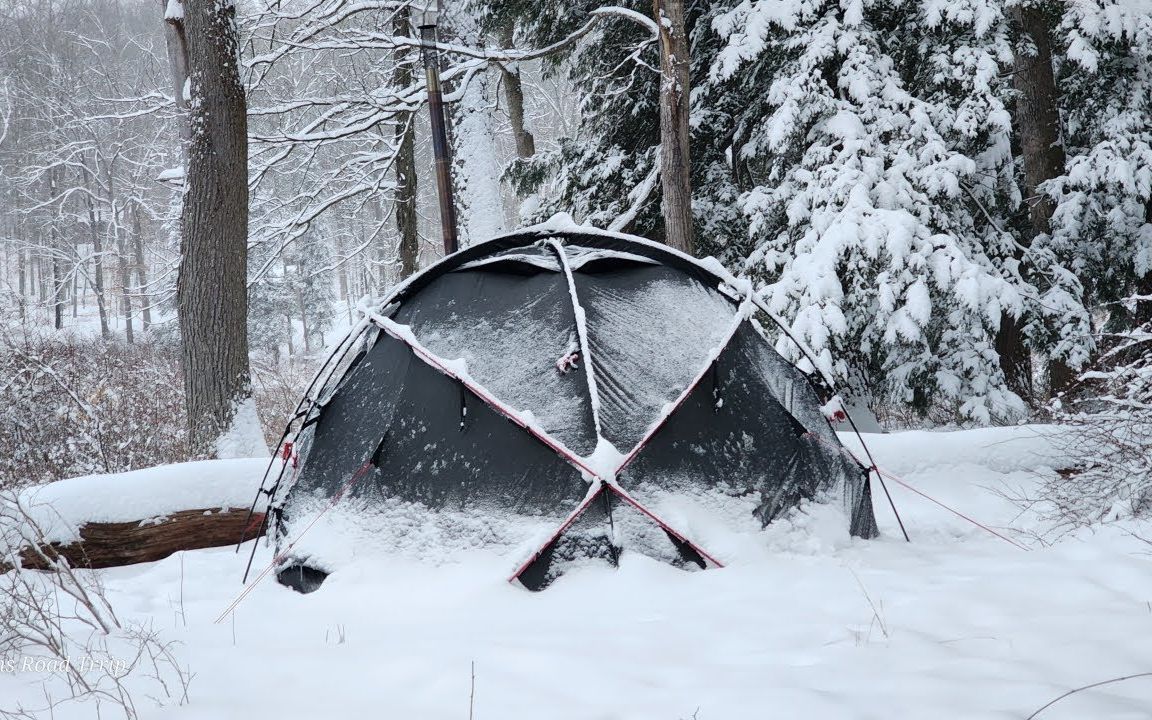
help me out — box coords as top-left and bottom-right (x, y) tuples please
(259, 227), (877, 592)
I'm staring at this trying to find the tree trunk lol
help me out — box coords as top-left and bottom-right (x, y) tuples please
(131, 202), (152, 329)
(47, 169), (64, 330)
(394, 7), (420, 279)
(996, 314), (1033, 400)
(162, 0), (191, 151)
(285, 313), (295, 358)
(4, 509), (266, 574)
(115, 207), (134, 345)
(17, 243), (26, 321)
(653, 0), (694, 255)
(176, 0), (258, 458)
(80, 159), (111, 340)
(1139, 200), (1152, 326)
(1013, 4), (1064, 236)
(496, 20), (535, 159)
(297, 286), (311, 353)
(1010, 2), (1068, 398)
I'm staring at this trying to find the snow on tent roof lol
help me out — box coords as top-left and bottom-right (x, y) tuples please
(265, 224), (877, 592)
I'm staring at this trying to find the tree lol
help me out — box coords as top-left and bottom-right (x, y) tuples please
(1006, 1), (1068, 398)
(494, 18), (536, 159)
(1047, 1), (1152, 335)
(393, 5), (420, 278)
(697, 0), (1082, 422)
(498, 1), (665, 236)
(653, 0), (693, 254)
(175, 0), (264, 458)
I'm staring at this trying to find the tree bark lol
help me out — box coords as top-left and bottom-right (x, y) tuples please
(3, 509), (266, 574)
(162, 0), (191, 151)
(653, 0), (694, 255)
(296, 286), (311, 353)
(17, 242), (26, 321)
(496, 20), (535, 159)
(115, 206), (134, 345)
(394, 7), (420, 279)
(996, 314), (1032, 400)
(1013, 4), (1064, 237)
(1139, 200), (1152, 326)
(1009, 3), (1069, 398)
(176, 0), (257, 457)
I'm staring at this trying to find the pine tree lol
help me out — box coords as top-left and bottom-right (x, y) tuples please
(1048, 1), (1152, 332)
(699, 0), (1088, 421)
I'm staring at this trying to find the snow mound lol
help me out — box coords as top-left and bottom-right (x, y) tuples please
(840, 425), (1075, 477)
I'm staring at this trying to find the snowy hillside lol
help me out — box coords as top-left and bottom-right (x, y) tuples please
(4, 425), (1150, 719)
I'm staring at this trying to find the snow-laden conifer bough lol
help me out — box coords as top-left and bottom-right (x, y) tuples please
(235, 216), (894, 596)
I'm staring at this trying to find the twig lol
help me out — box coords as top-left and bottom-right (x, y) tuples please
(469, 660), (476, 720)
(1026, 672), (1152, 719)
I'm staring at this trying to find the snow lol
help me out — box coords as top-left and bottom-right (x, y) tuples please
(365, 309), (592, 469)
(583, 436), (628, 481)
(213, 396), (270, 460)
(5, 426), (1151, 719)
(453, 63), (507, 245)
(9, 458), (269, 545)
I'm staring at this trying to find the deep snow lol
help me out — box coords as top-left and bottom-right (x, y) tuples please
(3, 426), (1152, 719)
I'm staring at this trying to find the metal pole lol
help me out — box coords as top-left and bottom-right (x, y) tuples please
(418, 6), (459, 255)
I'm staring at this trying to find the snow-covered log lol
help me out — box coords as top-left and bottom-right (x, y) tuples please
(1, 508), (266, 574)
(1, 458), (269, 573)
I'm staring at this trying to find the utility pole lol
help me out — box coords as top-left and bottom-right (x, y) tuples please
(418, 3), (459, 255)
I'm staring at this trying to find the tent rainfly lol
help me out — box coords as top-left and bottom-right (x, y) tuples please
(257, 225), (878, 592)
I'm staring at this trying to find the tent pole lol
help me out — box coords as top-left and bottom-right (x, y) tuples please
(844, 411), (910, 542)
(418, 2), (459, 255)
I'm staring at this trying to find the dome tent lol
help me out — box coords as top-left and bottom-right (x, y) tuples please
(259, 222), (878, 592)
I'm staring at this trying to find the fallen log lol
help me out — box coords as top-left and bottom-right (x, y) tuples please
(2, 508), (266, 573)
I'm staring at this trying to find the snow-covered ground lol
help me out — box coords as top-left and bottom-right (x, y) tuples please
(4, 426), (1152, 719)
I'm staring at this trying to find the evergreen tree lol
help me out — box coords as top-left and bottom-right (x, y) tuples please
(1048, 1), (1152, 331)
(481, 0), (664, 235)
(698, 0), (1091, 421)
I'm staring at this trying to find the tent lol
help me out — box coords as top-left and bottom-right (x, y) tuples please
(261, 225), (878, 592)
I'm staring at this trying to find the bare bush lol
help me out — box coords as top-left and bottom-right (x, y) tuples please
(250, 353), (323, 448)
(0, 331), (188, 489)
(0, 327), (321, 487)
(1038, 315), (1152, 532)
(0, 491), (191, 718)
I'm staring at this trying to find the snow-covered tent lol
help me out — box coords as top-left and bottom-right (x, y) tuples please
(264, 226), (877, 592)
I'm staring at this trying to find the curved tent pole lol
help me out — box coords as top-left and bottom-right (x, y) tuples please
(234, 312), (378, 586)
(235, 315), (372, 542)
